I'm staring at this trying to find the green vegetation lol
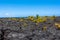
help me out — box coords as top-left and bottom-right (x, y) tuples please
(3, 15), (56, 27)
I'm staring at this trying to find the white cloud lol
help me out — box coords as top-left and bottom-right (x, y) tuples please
(4, 13), (16, 17)
(5, 13), (9, 16)
(5, 13), (12, 17)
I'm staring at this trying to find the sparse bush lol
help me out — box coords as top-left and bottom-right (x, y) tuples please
(19, 19), (24, 22)
(55, 23), (60, 29)
(28, 16), (34, 21)
(49, 16), (56, 20)
(23, 23), (28, 27)
(42, 26), (47, 31)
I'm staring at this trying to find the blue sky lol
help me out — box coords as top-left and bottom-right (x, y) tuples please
(0, 0), (60, 17)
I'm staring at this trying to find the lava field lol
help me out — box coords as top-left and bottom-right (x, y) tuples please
(0, 16), (60, 40)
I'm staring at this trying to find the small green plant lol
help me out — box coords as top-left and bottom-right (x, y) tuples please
(42, 26), (47, 31)
(36, 14), (40, 19)
(23, 23), (28, 27)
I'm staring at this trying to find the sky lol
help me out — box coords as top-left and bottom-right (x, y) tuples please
(0, 0), (60, 17)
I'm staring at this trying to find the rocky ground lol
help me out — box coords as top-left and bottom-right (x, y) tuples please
(0, 16), (60, 40)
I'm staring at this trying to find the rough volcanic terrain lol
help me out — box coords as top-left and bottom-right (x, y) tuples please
(0, 16), (60, 40)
